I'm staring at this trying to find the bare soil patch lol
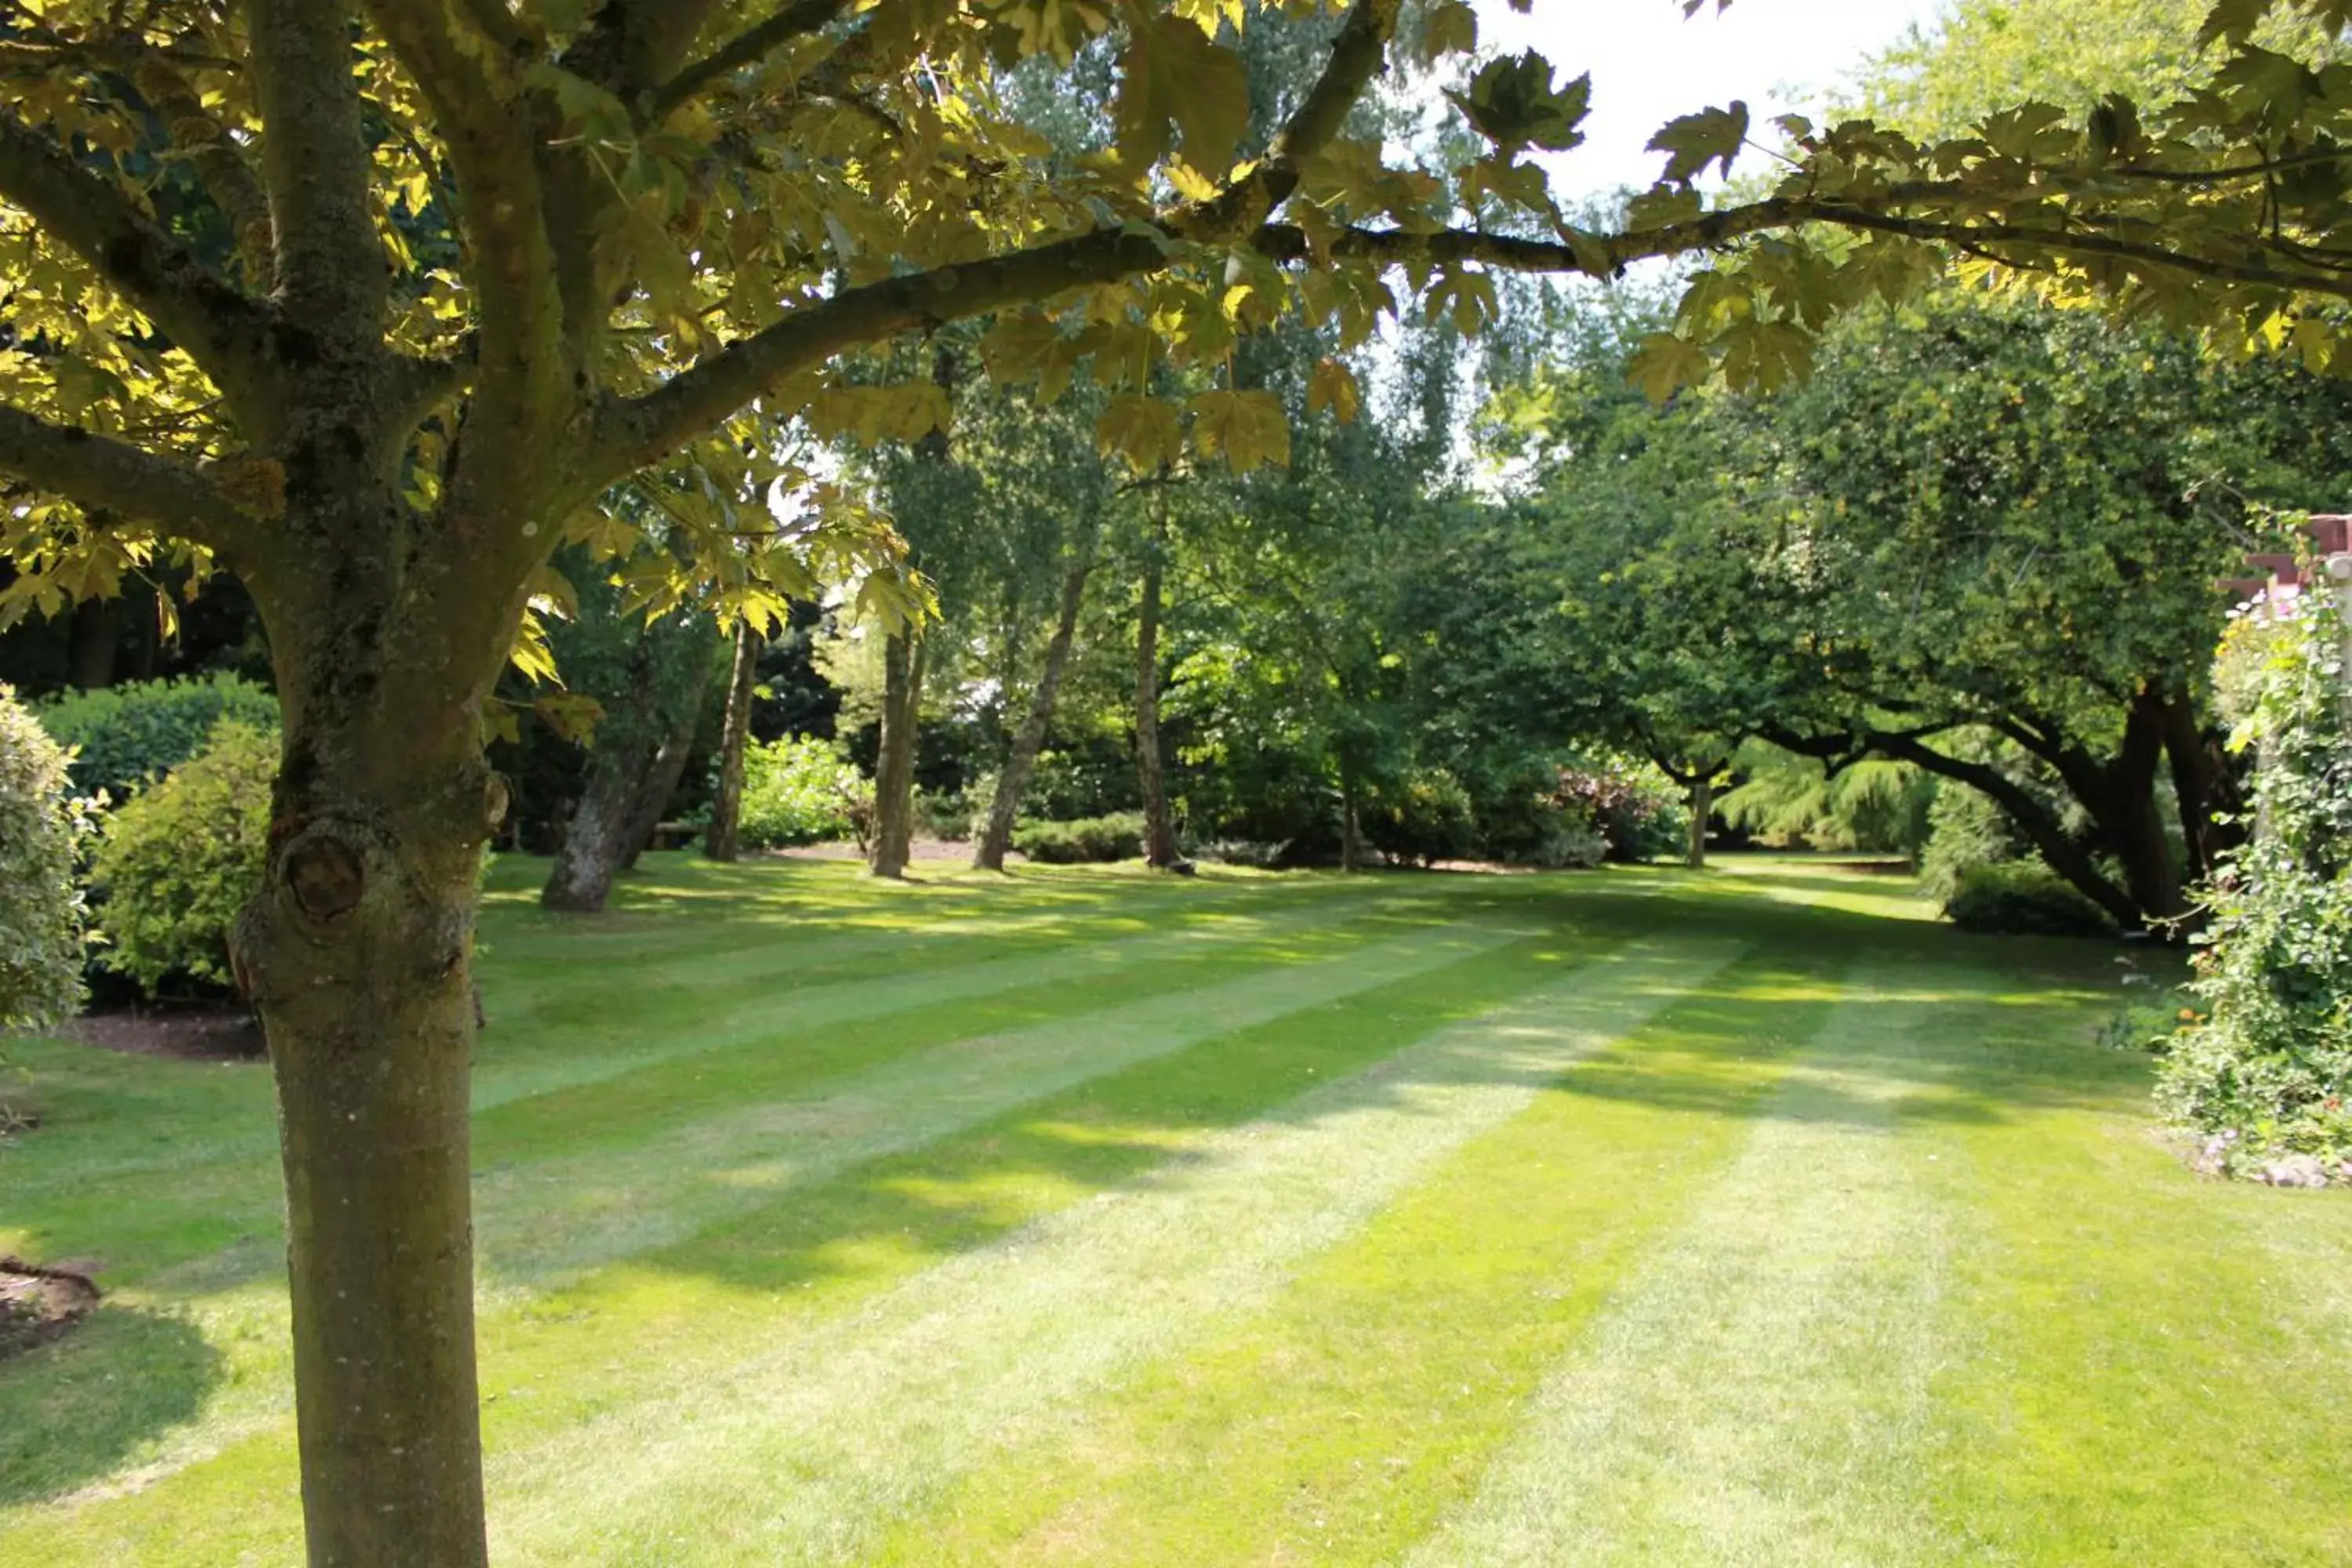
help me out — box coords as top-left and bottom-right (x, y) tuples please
(0, 1257), (100, 1359)
(64, 1003), (264, 1062)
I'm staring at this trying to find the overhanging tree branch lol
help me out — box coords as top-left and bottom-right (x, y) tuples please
(647, 0), (855, 121)
(0, 405), (253, 548)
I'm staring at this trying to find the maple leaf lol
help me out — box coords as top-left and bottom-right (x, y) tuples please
(1626, 332), (1712, 405)
(1095, 394), (1184, 475)
(1648, 101), (1750, 185)
(1308, 358), (1362, 424)
(1419, 0), (1477, 63)
(1446, 53), (1592, 156)
(1187, 390), (1290, 474)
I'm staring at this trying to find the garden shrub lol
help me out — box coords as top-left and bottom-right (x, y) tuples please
(1919, 774), (2035, 902)
(2160, 586), (2352, 1177)
(1363, 768), (1477, 866)
(1942, 860), (2118, 938)
(1, 683), (92, 1034)
(38, 672), (278, 800)
(1552, 756), (1686, 863)
(1013, 812), (1145, 864)
(736, 735), (864, 849)
(89, 721), (275, 993)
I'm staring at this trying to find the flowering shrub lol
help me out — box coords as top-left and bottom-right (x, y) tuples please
(1, 683), (92, 1035)
(2159, 577), (2352, 1179)
(1551, 756), (1687, 862)
(737, 736), (865, 849)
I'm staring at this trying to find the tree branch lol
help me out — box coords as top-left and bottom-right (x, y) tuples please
(0, 107), (274, 408)
(0, 404), (252, 547)
(646, 0), (852, 122)
(130, 58), (274, 277)
(249, 0), (387, 333)
(362, 0), (572, 467)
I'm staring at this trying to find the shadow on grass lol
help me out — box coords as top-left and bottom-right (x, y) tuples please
(542, 890), (2143, 1313)
(0, 1302), (222, 1507)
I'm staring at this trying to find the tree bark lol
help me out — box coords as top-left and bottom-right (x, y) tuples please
(869, 630), (924, 879)
(1134, 527), (1180, 869)
(976, 550), (1094, 872)
(542, 612), (714, 912)
(232, 515), (506, 1568)
(68, 595), (116, 688)
(704, 620), (763, 863)
(617, 682), (706, 872)
(1841, 730), (2146, 930)
(1338, 769), (1364, 873)
(1686, 771), (1713, 869)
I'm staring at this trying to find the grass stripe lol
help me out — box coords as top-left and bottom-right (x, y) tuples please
(487, 935), (1746, 1566)
(471, 916), (1540, 1291)
(863, 946), (1841, 1566)
(1399, 953), (1959, 1568)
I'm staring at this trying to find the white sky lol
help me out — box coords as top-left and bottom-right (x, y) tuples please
(1475, 0), (1950, 199)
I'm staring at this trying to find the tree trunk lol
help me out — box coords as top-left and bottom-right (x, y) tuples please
(543, 612), (713, 912)
(704, 621), (763, 863)
(977, 550), (1094, 872)
(1686, 771), (1713, 869)
(68, 595), (116, 688)
(870, 630), (924, 879)
(1338, 770), (1364, 873)
(2098, 690), (2184, 927)
(1134, 536), (1180, 869)
(2157, 688), (2238, 890)
(233, 536), (505, 1568)
(617, 684), (706, 872)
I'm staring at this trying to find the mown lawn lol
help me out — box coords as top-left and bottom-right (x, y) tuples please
(4, 855), (2349, 1566)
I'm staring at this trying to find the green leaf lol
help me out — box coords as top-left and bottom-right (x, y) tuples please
(1187, 389), (1290, 474)
(1095, 394), (1185, 474)
(1626, 332), (1711, 405)
(1647, 101), (1749, 184)
(1445, 53), (1592, 156)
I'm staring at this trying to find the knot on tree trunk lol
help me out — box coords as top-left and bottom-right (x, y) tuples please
(284, 832), (367, 920)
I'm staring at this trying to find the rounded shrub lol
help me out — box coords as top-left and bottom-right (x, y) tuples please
(38, 672), (279, 800)
(1013, 812), (1145, 864)
(1363, 768), (1477, 866)
(1942, 861), (2117, 938)
(0, 683), (93, 1034)
(89, 721), (275, 994)
(738, 735), (864, 849)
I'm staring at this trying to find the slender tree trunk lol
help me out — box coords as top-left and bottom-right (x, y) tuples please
(618, 684), (706, 871)
(705, 621), (763, 862)
(543, 613), (713, 911)
(870, 630), (924, 878)
(1686, 771), (1713, 869)
(1134, 531), (1180, 869)
(1338, 769), (1364, 873)
(977, 550), (1094, 872)
(68, 596), (115, 688)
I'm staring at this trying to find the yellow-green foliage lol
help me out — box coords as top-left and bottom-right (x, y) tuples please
(0, 681), (90, 1033)
(90, 721), (274, 993)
